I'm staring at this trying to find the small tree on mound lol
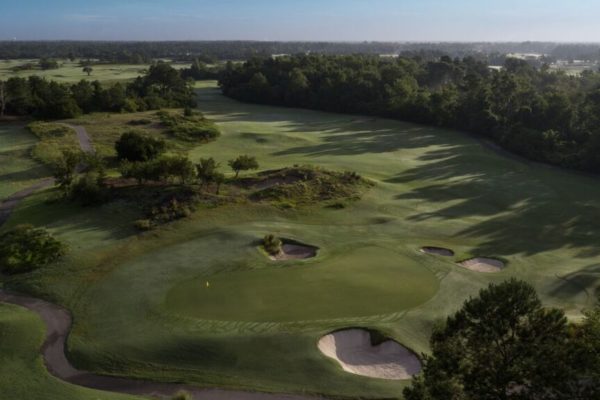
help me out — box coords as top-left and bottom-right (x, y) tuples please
(228, 155), (259, 178)
(0, 225), (66, 274)
(263, 234), (283, 255)
(196, 157), (219, 190)
(115, 131), (166, 162)
(404, 279), (577, 400)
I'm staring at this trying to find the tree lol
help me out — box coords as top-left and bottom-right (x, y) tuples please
(83, 66), (93, 76)
(228, 155), (259, 178)
(213, 171), (226, 194)
(196, 157), (219, 189)
(0, 80), (6, 117)
(404, 279), (574, 400)
(115, 131), (166, 162)
(52, 149), (81, 197)
(0, 225), (66, 274)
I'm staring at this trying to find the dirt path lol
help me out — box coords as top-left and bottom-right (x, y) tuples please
(0, 290), (322, 400)
(0, 124), (94, 227)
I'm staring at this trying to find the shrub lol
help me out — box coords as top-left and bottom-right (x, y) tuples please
(70, 172), (108, 206)
(128, 118), (152, 126)
(263, 234), (283, 255)
(228, 155), (259, 178)
(134, 219), (153, 231)
(115, 131), (166, 162)
(171, 391), (192, 400)
(0, 225), (66, 274)
(157, 110), (221, 142)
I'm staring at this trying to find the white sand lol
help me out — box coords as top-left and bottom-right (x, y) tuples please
(459, 257), (505, 273)
(420, 246), (454, 257)
(269, 244), (317, 261)
(317, 329), (421, 380)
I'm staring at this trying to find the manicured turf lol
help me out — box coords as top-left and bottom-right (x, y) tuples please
(0, 303), (139, 400)
(167, 246), (439, 322)
(0, 59), (190, 83)
(0, 123), (49, 200)
(2, 80), (600, 399)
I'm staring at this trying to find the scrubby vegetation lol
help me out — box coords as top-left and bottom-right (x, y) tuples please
(0, 225), (66, 274)
(221, 54), (600, 173)
(250, 166), (371, 206)
(263, 234), (283, 255)
(156, 110), (221, 142)
(115, 131), (166, 162)
(27, 122), (79, 166)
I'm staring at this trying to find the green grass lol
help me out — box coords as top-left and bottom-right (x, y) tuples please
(1, 80), (600, 399)
(0, 123), (49, 200)
(166, 246), (439, 322)
(0, 303), (140, 400)
(0, 59), (190, 84)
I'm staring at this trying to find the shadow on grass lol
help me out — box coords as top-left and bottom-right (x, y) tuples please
(197, 84), (600, 259)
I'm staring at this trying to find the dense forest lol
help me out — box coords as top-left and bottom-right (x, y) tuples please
(0, 63), (195, 118)
(1, 41), (600, 62)
(219, 54), (600, 173)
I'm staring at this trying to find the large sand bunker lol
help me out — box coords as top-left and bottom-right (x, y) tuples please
(459, 257), (505, 273)
(269, 240), (319, 261)
(318, 329), (421, 380)
(420, 246), (454, 257)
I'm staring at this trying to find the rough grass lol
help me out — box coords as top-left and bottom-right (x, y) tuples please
(0, 123), (50, 200)
(0, 303), (141, 400)
(28, 122), (79, 166)
(2, 81), (600, 398)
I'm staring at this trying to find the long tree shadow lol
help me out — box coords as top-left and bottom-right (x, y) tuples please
(390, 147), (600, 257)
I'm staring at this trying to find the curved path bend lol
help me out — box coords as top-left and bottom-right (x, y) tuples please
(0, 124), (93, 226)
(0, 291), (319, 400)
(0, 125), (322, 400)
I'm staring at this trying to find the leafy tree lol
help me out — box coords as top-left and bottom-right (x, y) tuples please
(83, 66), (93, 76)
(404, 279), (575, 400)
(228, 155), (259, 178)
(196, 157), (219, 189)
(52, 149), (81, 197)
(115, 131), (166, 162)
(213, 171), (226, 194)
(0, 225), (66, 274)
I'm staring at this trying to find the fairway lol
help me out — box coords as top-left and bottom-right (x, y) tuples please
(2, 80), (600, 399)
(0, 59), (190, 83)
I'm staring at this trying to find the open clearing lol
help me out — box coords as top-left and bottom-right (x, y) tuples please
(2, 80), (600, 399)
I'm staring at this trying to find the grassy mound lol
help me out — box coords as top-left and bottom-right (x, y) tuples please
(27, 122), (79, 166)
(157, 110), (220, 142)
(250, 166), (372, 206)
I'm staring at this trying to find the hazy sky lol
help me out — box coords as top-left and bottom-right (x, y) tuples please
(1, 0), (599, 42)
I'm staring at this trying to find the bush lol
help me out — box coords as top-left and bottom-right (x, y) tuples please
(134, 219), (153, 231)
(70, 173), (108, 206)
(27, 122), (72, 138)
(0, 225), (66, 274)
(171, 391), (192, 400)
(263, 234), (283, 255)
(157, 110), (221, 142)
(115, 131), (166, 162)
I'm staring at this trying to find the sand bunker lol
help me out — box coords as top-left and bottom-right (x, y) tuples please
(268, 240), (318, 261)
(420, 246), (454, 257)
(459, 257), (505, 273)
(318, 329), (421, 380)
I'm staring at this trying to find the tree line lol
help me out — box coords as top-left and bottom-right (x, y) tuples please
(0, 63), (195, 119)
(3, 41), (599, 63)
(219, 54), (600, 173)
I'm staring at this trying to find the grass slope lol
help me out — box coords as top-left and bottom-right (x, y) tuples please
(1, 80), (600, 399)
(0, 123), (49, 200)
(0, 303), (139, 400)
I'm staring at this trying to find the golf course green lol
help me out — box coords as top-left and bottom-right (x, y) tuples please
(1, 80), (600, 399)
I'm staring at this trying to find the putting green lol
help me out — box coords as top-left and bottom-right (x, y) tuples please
(166, 246), (439, 322)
